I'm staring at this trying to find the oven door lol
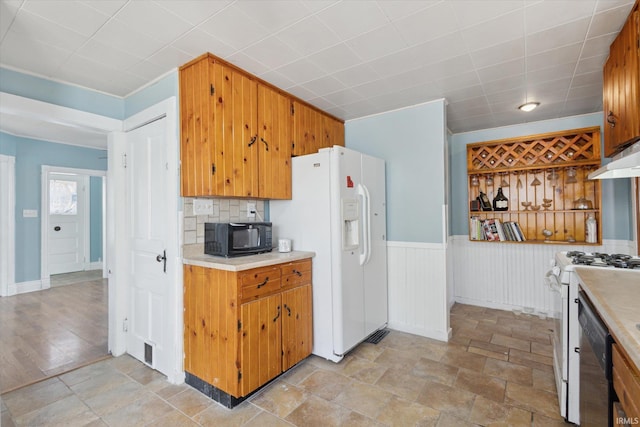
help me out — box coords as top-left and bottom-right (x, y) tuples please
(546, 269), (568, 419)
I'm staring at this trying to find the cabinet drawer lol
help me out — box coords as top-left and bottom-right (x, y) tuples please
(240, 266), (281, 302)
(281, 259), (312, 289)
(612, 343), (640, 420)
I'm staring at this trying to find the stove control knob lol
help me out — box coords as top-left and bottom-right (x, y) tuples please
(552, 266), (561, 276)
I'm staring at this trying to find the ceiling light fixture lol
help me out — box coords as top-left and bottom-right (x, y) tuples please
(518, 102), (540, 112)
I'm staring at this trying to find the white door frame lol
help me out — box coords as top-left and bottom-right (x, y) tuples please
(108, 96), (183, 383)
(41, 166), (106, 288)
(0, 154), (16, 297)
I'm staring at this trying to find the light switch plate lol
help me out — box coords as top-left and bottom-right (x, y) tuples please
(246, 202), (256, 218)
(193, 199), (213, 215)
(23, 209), (38, 218)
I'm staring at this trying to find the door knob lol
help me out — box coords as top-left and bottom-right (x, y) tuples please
(54, 226), (61, 231)
(156, 250), (167, 273)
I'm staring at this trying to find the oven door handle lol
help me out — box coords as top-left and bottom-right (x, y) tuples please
(544, 270), (561, 292)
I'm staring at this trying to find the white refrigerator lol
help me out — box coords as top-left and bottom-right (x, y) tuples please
(270, 146), (387, 362)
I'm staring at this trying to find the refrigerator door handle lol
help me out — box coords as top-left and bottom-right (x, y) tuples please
(358, 184), (372, 266)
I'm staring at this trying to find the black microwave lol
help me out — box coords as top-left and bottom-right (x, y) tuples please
(204, 222), (272, 257)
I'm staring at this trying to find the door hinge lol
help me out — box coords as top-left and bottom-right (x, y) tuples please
(211, 163), (216, 175)
(123, 317), (128, 332)
(238, 320), (242, 331)
(291, 103), (294, 115)
(210, 84), (215, 96)
(122, 153), (127, 168)
(238, 370), (242, 382)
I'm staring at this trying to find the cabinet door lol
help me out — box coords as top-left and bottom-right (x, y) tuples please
(180, 56), (216, 197)
(240, 294), (282, 395)
(215, 64), (259, 197)
(603, 10), (640, 156)
(257, 85), (292, 199)
(321, 115), (345, 149)
(282, 284), (313, 371)
(292, 101), (321, 156)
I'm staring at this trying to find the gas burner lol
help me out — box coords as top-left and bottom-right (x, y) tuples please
(567, 251), (585, 258)
(627, 260), (640, 270)
(607, 259), (628, 269)
(573, 255), (595, 265)
(610, 254), (632, 261)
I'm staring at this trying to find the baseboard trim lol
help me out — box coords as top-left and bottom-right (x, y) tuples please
(454, 297), (558, 319)
(13, 279), (46, 295)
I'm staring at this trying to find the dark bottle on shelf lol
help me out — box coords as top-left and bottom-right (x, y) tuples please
(493, 187), (508, 211)
(478, 191), (492, 211)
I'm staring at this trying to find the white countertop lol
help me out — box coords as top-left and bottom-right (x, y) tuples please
(575, 267), (640, 371)
(182, 244), (315, 272)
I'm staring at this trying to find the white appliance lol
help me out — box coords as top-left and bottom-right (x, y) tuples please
(270, 146), (387, 362)
(548, 251), (640, 424)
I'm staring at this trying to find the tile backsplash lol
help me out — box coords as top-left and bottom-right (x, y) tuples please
(183, 198), (265, 245)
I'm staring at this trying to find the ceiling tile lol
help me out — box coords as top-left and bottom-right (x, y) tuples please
(22, 0), (111, 37)
(470, 38), (525, 69)
(126, 60), (167, 82)
(442, 85), (486, 104)
(526, 0), (596, 33)
(0, 31), (72, 77)
(393, 2), (458, 45)
(301, 76), (345, 97)
(258, 70), (296, 90)
(233, 0), (310, 33)
(435, 70), (482, 93)
(376, 1), (436, 21)
(93, 18), (165, 58)
(526, 18), (591, 55)
(451, 0), (523, 29)
(332, 64), (380, 87)
(155, 0), (231, 26)
(588, 4), (633, 38)
(171, 28), (235, 58)
(76, 38), (142, 71)
(575, 53), (608, 74)
(198, 4), (270, 50)
(147, 45), (193, 69)
(461, 9), (525, 51)
(567, 82), (603, 99)
(80, 0), (127, 15)
(274, 58), (325, 83)
(275, 16), (340, 57)
(346, 24), (408, 62)
(307, 43), (362, 74)
(240, 36), (301, 70)
(0, 1), (20, 41)
(477, 58), (525, 83)
(571, 71), (602, 87)
(486, 87), (527, 105)
(299, 0), (338, 14)
(9, 9), (88, 51)
(526, 43), (582, 72)
(115, 1), (193, 45)
(581, 33), (617, 58)
(482, 74), (525, 95)
(528, 63), (576, 85)
(322, 88), (365, 106)
(594, 0), (635, 13)
(286, 85), (317, 100)
(315, 1), (389, 40)
(307, 96), (337, 111)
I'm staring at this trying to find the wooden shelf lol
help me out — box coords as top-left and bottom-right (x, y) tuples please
(467, 127), (603, 245)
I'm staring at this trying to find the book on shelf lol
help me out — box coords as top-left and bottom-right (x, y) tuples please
(470, 218), (527, 242)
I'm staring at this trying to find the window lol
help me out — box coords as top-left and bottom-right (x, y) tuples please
(49, 179), (77, 215)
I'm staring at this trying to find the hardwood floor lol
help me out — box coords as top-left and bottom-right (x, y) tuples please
(0, 275), (108, 393)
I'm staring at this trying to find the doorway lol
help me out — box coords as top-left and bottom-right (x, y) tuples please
(41, 166), (106, 288)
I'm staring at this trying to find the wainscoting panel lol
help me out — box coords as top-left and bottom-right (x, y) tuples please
(451, 236), (635, 317)
(387, 241), (450, 341)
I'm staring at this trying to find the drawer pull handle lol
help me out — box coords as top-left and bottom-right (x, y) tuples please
(257, 277), (269, 289)
(292, 269), (302, 277)
(284, 304), (291, 316)
(273, 305), (281, 322)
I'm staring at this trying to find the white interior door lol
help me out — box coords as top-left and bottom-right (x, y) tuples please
(48, 174), (87, 275)
(126, 117), (171, 373)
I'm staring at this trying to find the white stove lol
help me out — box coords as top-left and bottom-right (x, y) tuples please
(548, 251), (640, 424)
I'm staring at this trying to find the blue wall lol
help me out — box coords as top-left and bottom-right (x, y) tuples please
(0, 132), (107, 282)
(346, 100), (447, 243)
(125, 72), (178, 118)
(450, 113), (633, 240)
(0, 67), (123, 119)
(90, 176), (103, 263)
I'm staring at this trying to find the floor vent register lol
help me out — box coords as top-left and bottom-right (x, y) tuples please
(364, 329), (390, 344)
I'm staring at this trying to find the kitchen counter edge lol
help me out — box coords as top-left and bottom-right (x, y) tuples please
(575, 267), (640, 372)
(182, 244), (315, 272)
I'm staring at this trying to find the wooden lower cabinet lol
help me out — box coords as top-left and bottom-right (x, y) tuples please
(183, 258), (312, 406)
(612, 343), (640, 421)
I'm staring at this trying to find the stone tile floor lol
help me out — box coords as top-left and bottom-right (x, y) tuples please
(1, 304), (564, 426)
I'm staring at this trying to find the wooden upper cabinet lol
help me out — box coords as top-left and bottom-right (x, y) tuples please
(257, 84), (292, 200)
(603, 4), (639, 157)
(292, 101), (345, 156)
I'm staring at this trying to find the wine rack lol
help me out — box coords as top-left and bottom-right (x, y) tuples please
(467, 127), (602, 244)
